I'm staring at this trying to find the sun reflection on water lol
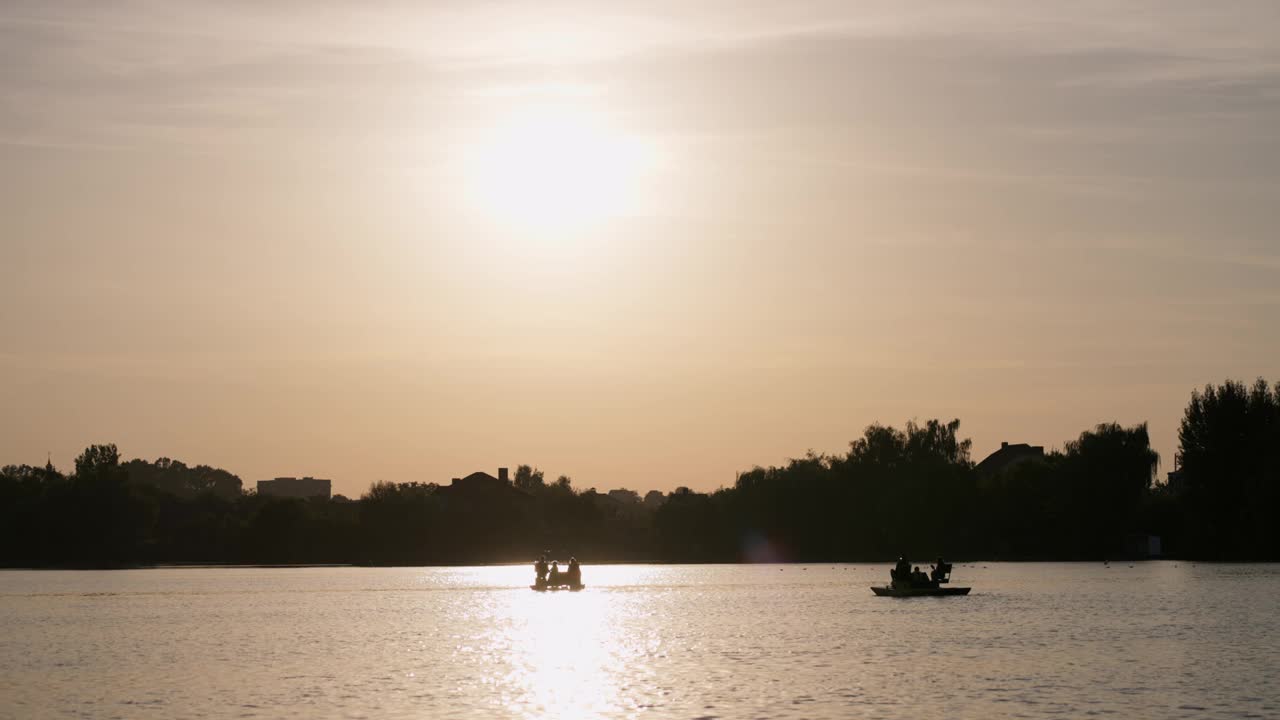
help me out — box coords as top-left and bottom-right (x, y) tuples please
(502, 589), (617, 718)
(452, 565), (662, 718)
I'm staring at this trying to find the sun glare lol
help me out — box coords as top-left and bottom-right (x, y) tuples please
(463, 106), (653, 234)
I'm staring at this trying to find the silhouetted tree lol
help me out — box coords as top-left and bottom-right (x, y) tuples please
(124, 458), (242, 499)
(655, 487), (727, 561)
(514, 465), (545, 492)
(1177, 378), (1280, 559)
(359, 481), (440, 564)
(975, 452), (1061, 558)
(75, 443), (124, 485)
(3, 394), (1273, 567)
(1057, 422), (1160, 557)
(0, 461), (68, 565)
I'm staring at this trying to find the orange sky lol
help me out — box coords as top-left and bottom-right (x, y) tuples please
(3, 1), (1279, 497)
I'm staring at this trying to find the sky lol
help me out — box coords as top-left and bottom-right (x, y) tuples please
(3, 1), (1279, 497)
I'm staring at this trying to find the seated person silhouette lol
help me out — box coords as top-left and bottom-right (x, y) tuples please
(567, 557), (581, 585)
(911, 566), (930, 587)
(534, 555), (549, 585)
(548, 561), (561, 586)
(930, 558), (951, 583)
(892, 556), (911, 587)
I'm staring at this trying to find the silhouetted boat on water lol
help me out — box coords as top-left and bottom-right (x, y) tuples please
(870, 585), (970, 597)
(530, 582), (585, 592)
(531, 555), (583, 592)
(872, 558), (970, 597)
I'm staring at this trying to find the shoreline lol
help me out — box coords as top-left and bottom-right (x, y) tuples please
(4, 557), (1269, 571)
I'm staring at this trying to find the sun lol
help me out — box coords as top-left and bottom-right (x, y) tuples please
(462, 106), (653, 234)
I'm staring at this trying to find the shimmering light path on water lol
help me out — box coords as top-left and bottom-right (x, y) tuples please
(2, 563), (1277, 719)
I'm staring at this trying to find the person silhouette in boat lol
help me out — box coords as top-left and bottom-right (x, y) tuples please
(930, 557), (950, 583)
(534, 555), (549, 586)
(566, 557), (581, 586)
(548, 560), (562, 586)
(911, 566), (930, 587)
(892, 556), (912, 587)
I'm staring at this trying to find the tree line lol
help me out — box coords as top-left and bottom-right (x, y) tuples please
(1, 378), (1276, 567)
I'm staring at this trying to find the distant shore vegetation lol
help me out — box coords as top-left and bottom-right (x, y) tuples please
(2, 378), (1277, 567)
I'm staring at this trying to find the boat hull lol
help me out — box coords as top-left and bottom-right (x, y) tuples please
(871, 585), (970, 597)
(530, 584), (585, 592)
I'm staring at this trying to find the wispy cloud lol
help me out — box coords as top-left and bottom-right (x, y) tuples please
(4, 1), (1279, 151)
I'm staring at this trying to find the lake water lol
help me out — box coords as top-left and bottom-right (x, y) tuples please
(1, 563), (1277, 719)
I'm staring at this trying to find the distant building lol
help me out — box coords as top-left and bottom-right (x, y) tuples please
(257, 476), (332, 499)
(608, 489), (641, 505)
(445, 467), (509, 492)
(975, 442), (1046, 478)
(595, 489), (651, 526)
(437, 468), (530, 502)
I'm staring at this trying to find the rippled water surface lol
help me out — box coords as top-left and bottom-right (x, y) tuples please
(2, 563), (1278, 719)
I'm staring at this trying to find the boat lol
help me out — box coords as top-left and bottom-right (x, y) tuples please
(529, 556), (586, 589)
(871, 558), (969, 597)
(870, 585), (969, 597)
(530, 556), (584, 591)
(530, 583), (585, 592)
